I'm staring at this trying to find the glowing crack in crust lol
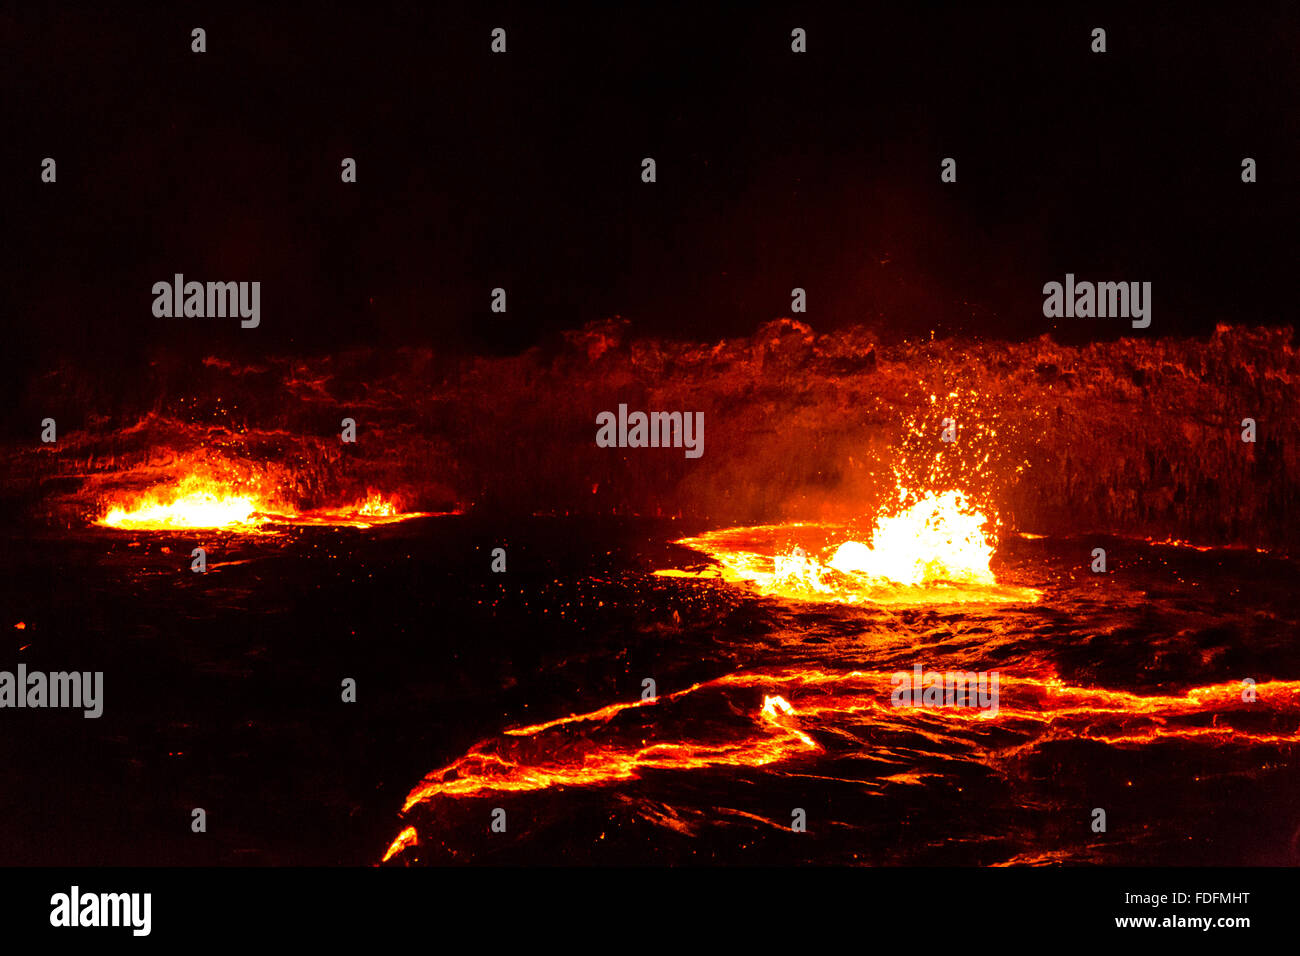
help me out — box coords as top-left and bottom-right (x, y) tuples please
(383, 669), (1300, 861)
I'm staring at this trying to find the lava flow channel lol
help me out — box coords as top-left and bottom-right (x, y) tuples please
(383, 668), (1300, 861)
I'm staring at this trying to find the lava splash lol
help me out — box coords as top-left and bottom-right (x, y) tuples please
(659, 491), (1041, 605)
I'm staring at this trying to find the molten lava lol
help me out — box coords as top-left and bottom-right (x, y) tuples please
(382, 826), (418, 863)
(385, 665), (1300, 861)
(97, 470), (432, 530)
(99, 474), (266, 530)
(397, 675), (824, 813)
(659, 489), (1040, 605)
(827, 491), (994, 586)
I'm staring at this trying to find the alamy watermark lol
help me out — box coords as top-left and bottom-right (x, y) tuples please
(50, 886), (150, 936)
(152, 274), (260, 328)
(0, 665), (102, 718)
(1042, 273), (1150, 329)
(595, 403), (704, 459)
(891, 664), (999, 715)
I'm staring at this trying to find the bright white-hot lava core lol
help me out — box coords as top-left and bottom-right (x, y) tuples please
(826, 490), (995, 586)
(99, 474), (263, 529)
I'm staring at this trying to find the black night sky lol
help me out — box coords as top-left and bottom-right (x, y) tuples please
(4, 2), (1297, 381)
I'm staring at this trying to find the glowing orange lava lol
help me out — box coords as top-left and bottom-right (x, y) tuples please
(397, 677), (824, 813)
(828, 491), (995, 586)
(97, 471), (432, 530)
(382, 826), (418, 863)
(99, 473), (267, 529)
(659, 490), (1040, 605)
(385, 666), (1300, 860)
